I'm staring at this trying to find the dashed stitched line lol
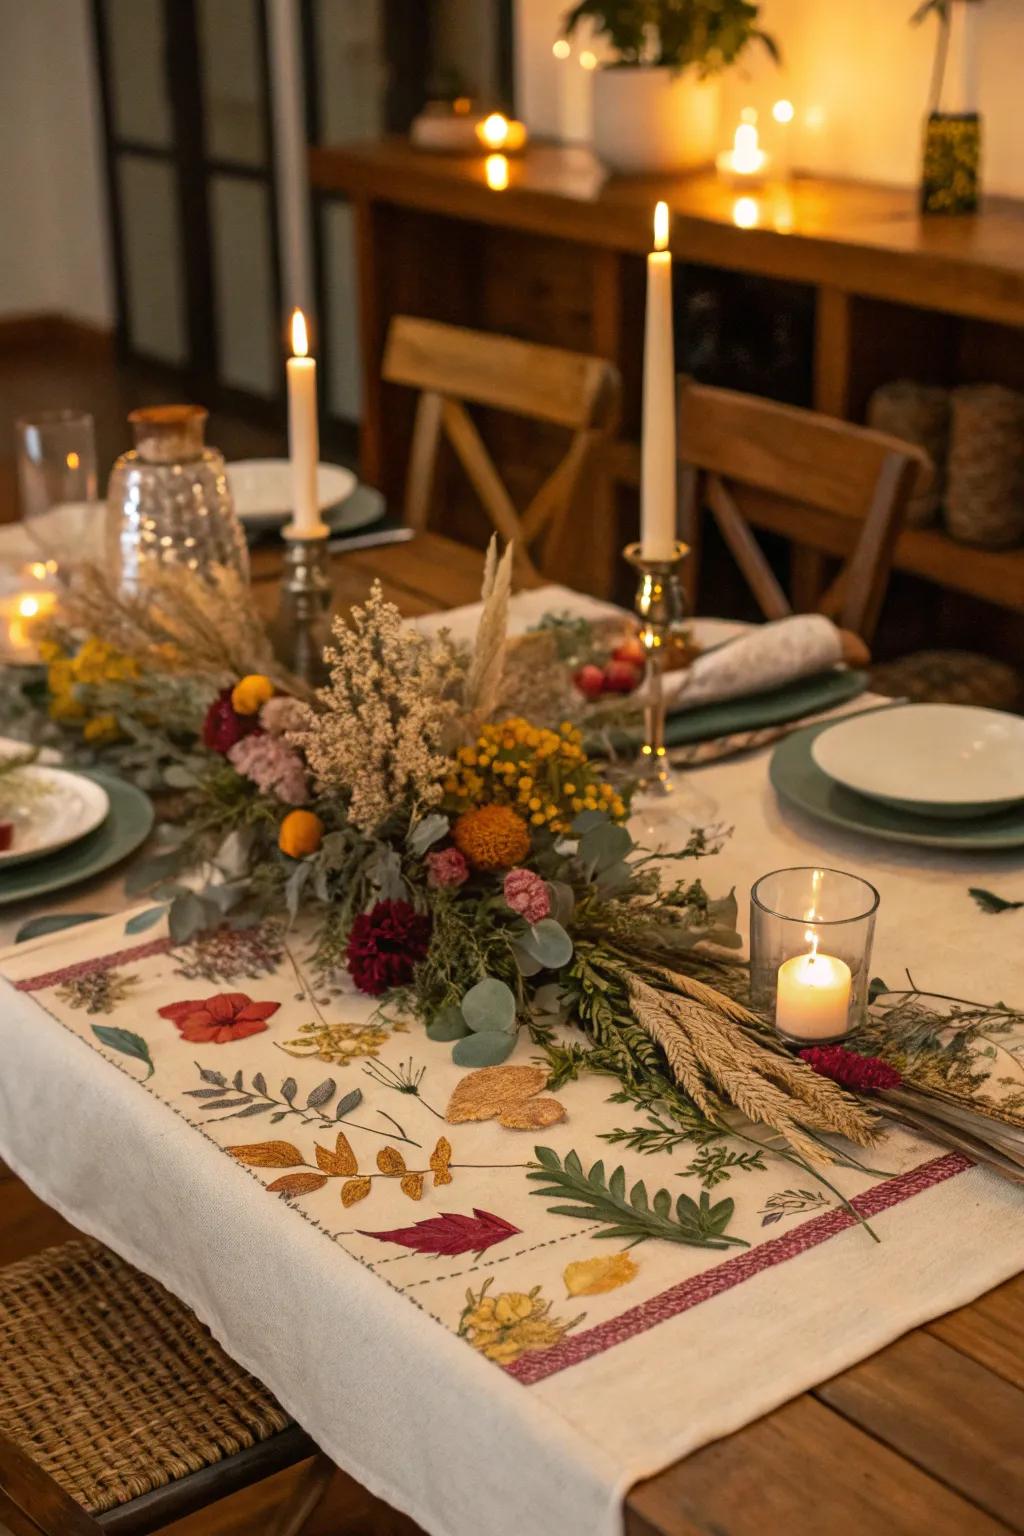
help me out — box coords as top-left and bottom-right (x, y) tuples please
(391, 1225), (603, 1290)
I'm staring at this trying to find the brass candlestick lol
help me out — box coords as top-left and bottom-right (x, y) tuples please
(624, 541), (690, 795)
(269, 532), (332, 686)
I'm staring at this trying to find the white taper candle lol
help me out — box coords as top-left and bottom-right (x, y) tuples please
(641, 201), (677, 561)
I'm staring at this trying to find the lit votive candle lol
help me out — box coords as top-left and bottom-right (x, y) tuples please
(775, 936), (852, 1042)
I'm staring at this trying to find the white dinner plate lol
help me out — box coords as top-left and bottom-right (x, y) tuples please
(227, 459), (359, 532)
(0, 766), (110, 867)
(811, 703), (1024, 818)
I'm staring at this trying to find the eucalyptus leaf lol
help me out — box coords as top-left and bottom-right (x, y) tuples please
(461, 977), (517, 1034)
(168, 892), (210, 944)
(452, 1030), (517, 1067)
(518, 918), (573, 970)
(162, 763), (200, 790)
(595, 860), (631, 894)
(427, 1005), (470, 1041)
(366, 844), (405, 901)
(510, 942), (543, 978)
(124, 905), (167, 936)
(285, 861), (312, 918)
(216, 826), (256, 879)
(407, 812), (449, 856)
(579, 821), (633, 876)
(572, 809), (607, 835)
(124, 851), (183, 896)
(16, 912), (102, 943)
(545, 880), (575, 927)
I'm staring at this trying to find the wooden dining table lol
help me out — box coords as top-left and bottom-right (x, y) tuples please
(4, 536), (1023, 1536)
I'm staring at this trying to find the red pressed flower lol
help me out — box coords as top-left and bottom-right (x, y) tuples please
(800, 1045), (902, 1092)
(202, 688), (258, 755)
(346, 899), (432, 996)
(158, 991), (280, 1044)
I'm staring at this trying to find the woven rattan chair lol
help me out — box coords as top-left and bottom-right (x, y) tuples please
(0, 1239), (334, 1535)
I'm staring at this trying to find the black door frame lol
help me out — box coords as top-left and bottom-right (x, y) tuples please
(91, 0), (284, 417)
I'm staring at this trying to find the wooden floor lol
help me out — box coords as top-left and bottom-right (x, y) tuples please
(2, 332), (1023, 1535)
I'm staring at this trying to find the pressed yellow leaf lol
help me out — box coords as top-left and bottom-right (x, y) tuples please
(376, 1146), (407, 1176)
(445, 1065), (548, 1124)
(266, 1172), (329, 1197)
(341, 1177), (372, 1207)
(564, 1252), (639, 1298)
(429, 1136), (453, 1186)
(400, 1172), (424, 1200)
(227, 1141), (302, 1168)
(315, 1132), (358, 1176)
(497, 1096), (567, 1131)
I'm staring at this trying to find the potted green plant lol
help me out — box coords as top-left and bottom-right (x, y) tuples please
(563, 0), (778, 174)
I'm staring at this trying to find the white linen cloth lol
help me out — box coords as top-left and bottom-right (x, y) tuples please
(416, 587), (844, 713)
(1, 735), (1023, 1536)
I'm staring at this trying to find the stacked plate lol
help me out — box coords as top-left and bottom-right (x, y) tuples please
(227, 460), (379, 538)
(770, 704), (1024, 850)
(0, 750), (154, 906)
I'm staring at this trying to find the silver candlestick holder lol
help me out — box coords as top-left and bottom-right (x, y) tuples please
(624, 541), (690, 795)
(269, 531), (332, 687)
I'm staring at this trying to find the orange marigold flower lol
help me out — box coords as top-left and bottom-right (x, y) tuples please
(452, 804), (531, 871)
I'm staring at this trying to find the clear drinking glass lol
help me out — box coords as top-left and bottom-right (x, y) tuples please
(107, 404), (249, 591)
(15, 410), (99, 574)
(750, 866), (879, 1043)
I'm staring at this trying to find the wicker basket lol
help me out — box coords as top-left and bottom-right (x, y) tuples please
(867, 380), (950, 527)
(945, 384), (1024, 548)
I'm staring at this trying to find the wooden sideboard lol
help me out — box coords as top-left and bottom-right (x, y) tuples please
(310, 138), (1024, 616)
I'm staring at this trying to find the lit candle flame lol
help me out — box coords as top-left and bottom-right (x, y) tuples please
(773, 99), (795, 124)
(479, 112), (509, 149)
(485, 153), (509, 191)
(18, 596), (39, 619)
(291, 308), (309, 359)
(653, 200), (669, 252)
(552, 38), (570, 59)
(579, 49), (597, 69)
(66, 451), (80, 471)
(733, 196), (759, 229)
(804, 929), (820, 962)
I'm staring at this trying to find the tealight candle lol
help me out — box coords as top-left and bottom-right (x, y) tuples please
(776, 934), (852, 1042)
(716, 113), (770, 183)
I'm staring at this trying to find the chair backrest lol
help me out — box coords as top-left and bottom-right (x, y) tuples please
(675, 379), (929, 644)
(382, 316), (620, 585)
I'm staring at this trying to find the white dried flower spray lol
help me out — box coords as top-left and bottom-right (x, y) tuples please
(292, 582), (464, 835)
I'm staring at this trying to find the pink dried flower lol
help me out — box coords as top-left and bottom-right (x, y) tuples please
(260, 694), (309, 737)
(503, 867), (550, 925)
(425, 847), (469, 889)
(228, 733), (309, 805)
(799, 1045), (902, 1092)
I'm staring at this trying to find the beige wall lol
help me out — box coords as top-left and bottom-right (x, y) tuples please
(515, 0), (1024, 196)
(0, 0), (112, 326)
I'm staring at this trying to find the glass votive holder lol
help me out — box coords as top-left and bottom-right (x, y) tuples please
(750, 866), (880, 1044)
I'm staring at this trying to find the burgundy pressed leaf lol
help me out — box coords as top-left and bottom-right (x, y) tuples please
(358, 1207), (521, 1257)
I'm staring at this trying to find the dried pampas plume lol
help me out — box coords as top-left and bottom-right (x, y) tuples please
(463, 536), (513, 732)
(58, 561), (309, 697)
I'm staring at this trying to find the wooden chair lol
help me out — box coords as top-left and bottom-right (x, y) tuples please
(377, 315), (620, 593)
(674, 379), (929, 645)
(0, 1239), (335, 1536)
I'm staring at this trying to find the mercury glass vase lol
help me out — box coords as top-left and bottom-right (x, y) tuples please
(107, 405), (249, 591)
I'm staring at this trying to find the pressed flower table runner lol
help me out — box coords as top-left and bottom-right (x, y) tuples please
(2, 745), (1023, 1536)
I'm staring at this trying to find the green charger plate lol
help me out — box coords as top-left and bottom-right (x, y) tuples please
(0, 771), (154, 907)
(771, 718), (1024, 851)
(593, 667), (868, 754)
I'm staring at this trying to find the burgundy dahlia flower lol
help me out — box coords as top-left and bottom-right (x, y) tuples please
(202, 687), (257, 755)
(346, 899), (432, 996)
(799, 1045), (902, 1092)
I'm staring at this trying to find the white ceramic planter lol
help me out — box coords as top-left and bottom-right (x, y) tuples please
(591, 64), (720, 174)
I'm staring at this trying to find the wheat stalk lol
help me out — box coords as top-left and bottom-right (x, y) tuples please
(463, 536), (513, 731)
(624, 974), (718, 1116)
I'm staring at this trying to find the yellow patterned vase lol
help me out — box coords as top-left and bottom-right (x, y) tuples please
(921, 111), (981, 215)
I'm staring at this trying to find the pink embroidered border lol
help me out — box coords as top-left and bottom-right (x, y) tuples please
(507, 1150), (971, 1385)
(14, 936), (174, 992)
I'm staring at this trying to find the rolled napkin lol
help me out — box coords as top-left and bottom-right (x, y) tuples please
(665, 613), (844, 713)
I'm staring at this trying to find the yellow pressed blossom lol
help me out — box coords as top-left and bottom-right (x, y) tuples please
(445, 716), (627, 832)
(46, 636), (139, 737)
(458, 1278), (584, 1365)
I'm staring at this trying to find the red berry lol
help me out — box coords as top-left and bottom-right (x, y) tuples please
(0, 822), (12, 851)
(602, 659), (641, 694)
(613, 636), (646, 666)
(573, 663), (606, 701)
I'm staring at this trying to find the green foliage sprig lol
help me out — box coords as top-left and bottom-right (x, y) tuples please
(563, 0), (779, 74)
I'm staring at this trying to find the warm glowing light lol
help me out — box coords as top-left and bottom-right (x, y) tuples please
(653, 200), (669, 252)
(291, 308), (309, 358)
(552, 38), (570, 59)
(17, 596), (39, 619)
(66, 450), (80, 470)
(773, 98), (795, 124)
(29, 561), (48, 581)
(479, 112), (509, 148)
(741, 106), (758, 125)
(453, 96), (472, 115)
(733, 196), (759, 229)
(805, 105), (826, 131)
(732, 122), (765, 174)
(485, 153), (509, 191)
(579, 49), (597, 69)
